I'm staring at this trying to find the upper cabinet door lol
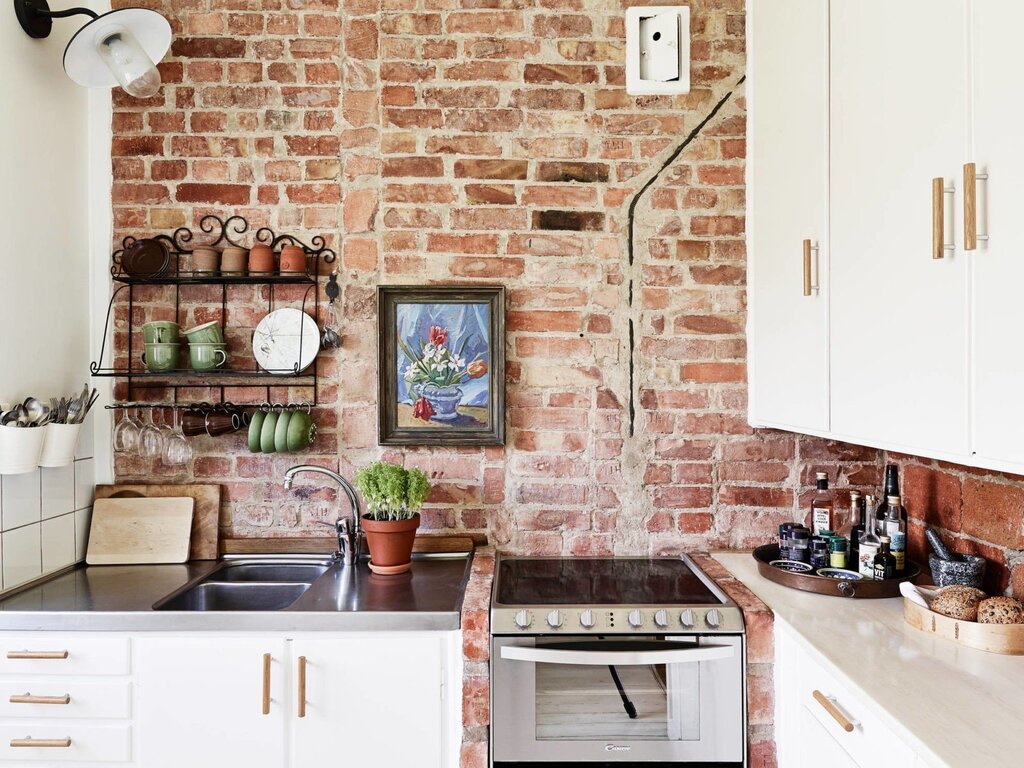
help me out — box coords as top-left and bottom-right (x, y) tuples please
(829, 0), (970, 457)
(747, 0), (830, 432)
(969, 0), (1024, 467)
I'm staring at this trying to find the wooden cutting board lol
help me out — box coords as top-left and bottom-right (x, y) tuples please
(86, 498), (195, 565)
(95, 484), (220, 560)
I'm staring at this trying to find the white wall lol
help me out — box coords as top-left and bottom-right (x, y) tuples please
(0, 1), (112, 589)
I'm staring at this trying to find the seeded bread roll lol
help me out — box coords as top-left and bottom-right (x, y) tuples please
(931, 586), (987, 621)
(977, 597), (1024, 625)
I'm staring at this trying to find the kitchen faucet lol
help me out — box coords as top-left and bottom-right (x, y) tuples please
(283, 465), (363, 567)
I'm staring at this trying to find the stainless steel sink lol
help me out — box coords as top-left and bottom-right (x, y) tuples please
(152, 557), (335, 611)
(210, 561), (332, 583)
(154, 582), (311, 611)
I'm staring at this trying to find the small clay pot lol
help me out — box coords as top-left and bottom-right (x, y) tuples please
(221, 246), (248, 275)
(279, 244), (306, 274)
(248, 243), (275, 274)
(362, 514), (421, 575)
(192, 247), (219, 274)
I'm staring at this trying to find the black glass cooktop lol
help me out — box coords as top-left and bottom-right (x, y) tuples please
(495, 557), (723, 606)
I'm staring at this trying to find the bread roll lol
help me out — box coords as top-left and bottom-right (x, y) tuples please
(977, 596), (1024, 625)
(931, 586), (986, 621)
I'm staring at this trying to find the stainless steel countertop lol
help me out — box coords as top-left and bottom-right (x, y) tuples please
(0, 554), (473, 632)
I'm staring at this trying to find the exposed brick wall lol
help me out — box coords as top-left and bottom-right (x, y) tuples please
(111, 0), (885, 559)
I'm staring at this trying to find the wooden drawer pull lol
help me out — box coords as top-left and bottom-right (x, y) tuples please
(7, 650), (68, 660)
(297, 656), (307, 718)
(803, 239), (812, 296)
(262, 653), (271, 715)
(10, 694), (70, 705)
(10, 737), (72, 748)
(812, 689), (855, 732)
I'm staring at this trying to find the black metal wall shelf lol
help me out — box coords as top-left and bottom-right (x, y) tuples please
(92, 214), (335, 407)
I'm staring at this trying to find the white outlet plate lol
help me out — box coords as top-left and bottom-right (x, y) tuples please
(626, 5), (691, 95)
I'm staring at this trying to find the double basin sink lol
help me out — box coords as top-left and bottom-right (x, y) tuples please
(154, 558), (334, 612)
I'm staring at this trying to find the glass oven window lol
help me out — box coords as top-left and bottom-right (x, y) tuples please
(533, 637), (699, 742)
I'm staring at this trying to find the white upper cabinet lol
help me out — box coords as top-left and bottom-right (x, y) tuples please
(828, 0), (970, 457)
(969, 0), (1024, 466)
(747, 0), (830, 433)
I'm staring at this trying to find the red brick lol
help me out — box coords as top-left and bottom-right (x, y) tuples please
(961, 477), (1024, 549)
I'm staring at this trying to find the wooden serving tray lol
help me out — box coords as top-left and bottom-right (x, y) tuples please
(753, 544), (920, 599)
(903, 596), (1024, 655)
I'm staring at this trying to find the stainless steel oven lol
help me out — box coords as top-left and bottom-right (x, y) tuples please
(490, 555), (746, 767)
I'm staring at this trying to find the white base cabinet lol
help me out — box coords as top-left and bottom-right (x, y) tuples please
(0, 631), (460, 768)
(776, 623), (922, 768)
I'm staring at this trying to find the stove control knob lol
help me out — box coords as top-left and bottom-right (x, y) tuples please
(680, 609), (695, 628)
(546, 610), (563, 629)
(514, 610), (533, 630)
(627, 609), (644, 628)
(705, 609), (722, 629)
(654, 609), (670, 628)
(579, 609), (596, 629)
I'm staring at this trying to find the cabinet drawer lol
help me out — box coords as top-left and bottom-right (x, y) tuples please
(0, 637), (129, 677)
(0, 681), (131, 719)
(798, 649), (914, 767)
(0, 724), (130, 762)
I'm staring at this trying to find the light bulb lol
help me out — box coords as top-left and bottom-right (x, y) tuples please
(95, 27), (161, 98)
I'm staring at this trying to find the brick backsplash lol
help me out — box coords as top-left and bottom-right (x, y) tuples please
(107, 1), (1024, 582)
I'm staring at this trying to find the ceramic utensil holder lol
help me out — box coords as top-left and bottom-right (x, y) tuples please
(192, 247), (220, 274)
(221, 246), (248, 275)
(0, 424), (46, 475)
(248, 244), (275, 274)
(279, 244), (306, 274)
(38, 422), (83, 468)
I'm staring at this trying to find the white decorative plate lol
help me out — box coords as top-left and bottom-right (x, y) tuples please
(253, 308), (320, 375)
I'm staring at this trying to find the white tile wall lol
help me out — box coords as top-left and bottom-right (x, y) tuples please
(0, 421), (93, 593)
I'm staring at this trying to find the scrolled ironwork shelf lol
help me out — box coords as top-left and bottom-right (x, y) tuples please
(93, 214), (330, 406)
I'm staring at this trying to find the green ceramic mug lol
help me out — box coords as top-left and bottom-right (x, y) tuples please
(286, 411), (317, 451)
(189, 343), (228, 372)
(141, 343), (180, 372)
(183, 321), (224, 345)
(143, 321), (180, 344)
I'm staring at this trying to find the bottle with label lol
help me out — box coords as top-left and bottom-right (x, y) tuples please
(890, 531), (906, 574)
(858, 494), (882, 577)
(873, 535), (897, 580)
(810, 472), (834, 536)
(828, 536), (847, 569)
(847, 491), (864, 568)
(884, 499), (909, 573)
(874, 464), (901, 530)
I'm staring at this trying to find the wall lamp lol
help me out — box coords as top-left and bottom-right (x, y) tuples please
(14, 1), (172, 98)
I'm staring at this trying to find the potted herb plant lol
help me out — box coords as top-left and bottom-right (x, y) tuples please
(354, 460), (431, 574)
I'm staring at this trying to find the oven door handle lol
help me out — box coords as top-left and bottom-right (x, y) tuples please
(500, 644), (734, 666)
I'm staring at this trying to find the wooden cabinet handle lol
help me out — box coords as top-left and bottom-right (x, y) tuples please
(9, 694), (70, 705)
(6, 650), (68, 660)
(262, 653), (271, 715)
(10, 737), (72, 748)
(964, 162), (990, 250)
(812, 689), (855, 732)
(803, 239), (812, 296)
(297, 656), (307, 718)
(932, 177), (956, 259)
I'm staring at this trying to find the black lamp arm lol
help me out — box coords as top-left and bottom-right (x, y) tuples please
(36, 6), (99, 20)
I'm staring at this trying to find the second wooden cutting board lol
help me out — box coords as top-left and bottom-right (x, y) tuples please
(86, 498), (195, 565)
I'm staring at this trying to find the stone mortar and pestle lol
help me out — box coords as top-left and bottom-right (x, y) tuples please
(926, 527), (986, 588)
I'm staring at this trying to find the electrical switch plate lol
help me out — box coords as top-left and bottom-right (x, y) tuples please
(625, 6), (691, 95)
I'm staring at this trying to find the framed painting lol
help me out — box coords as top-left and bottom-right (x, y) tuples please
(377, 285), (505, 446)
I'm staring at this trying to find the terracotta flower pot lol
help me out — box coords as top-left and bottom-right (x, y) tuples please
(361, 514), (420, 575)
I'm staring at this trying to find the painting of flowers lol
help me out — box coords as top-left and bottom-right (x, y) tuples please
(378, 286), (505, 446)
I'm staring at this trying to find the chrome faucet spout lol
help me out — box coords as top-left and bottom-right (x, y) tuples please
(282, 465), (363, 566)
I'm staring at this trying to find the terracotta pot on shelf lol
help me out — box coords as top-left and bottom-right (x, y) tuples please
(279, 244), (307, 274)
(248, 243), (275, 274)
(192, 247), (219, 274)
(361, 514), (421, 575)
(221, 246), (248, 275)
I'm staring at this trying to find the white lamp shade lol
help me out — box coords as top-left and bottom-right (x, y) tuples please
(63, 8), (171, 89)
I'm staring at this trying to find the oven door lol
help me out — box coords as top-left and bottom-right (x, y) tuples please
(492, 634), (744, 765)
